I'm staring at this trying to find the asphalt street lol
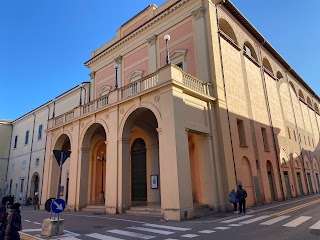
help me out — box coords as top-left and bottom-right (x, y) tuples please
(19, 193), (320, 240)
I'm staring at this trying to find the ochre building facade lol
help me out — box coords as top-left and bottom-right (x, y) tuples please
(41, 0), (320, 220)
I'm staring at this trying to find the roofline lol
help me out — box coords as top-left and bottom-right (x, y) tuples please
(223, 0), (319, 102)
(121, 5), (154, 28)
(13, 81), (90, 123)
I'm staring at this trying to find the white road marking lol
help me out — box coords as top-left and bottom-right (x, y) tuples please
(310, 220), (320, 229)
(283, 216), (312, 227)
(181, 234), (199, 238)
(143, 224), (191, 231)
(128, 226), (174, 235)
(59, 237), (81, 240)
(108, 229), (155, 239)
(220, 215), (254, 223)
(33, 222), (42, 225)
(214, 227), (230, 230)
(227, 224), (243, 227)
(198, 230), (216, 233)
(239, 215), (270, 224)
(260, 215), (290, 225)
(21, 228), (42, 232)
(86, 233), (124, 240)
(24, 220), (31, 222)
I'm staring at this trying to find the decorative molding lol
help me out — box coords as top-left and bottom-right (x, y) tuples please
(105, 114), (109, 119)
(192, 6), (205, 20)
(114, 55), (123, 64)
(154, 95), (160, 102)
(100, 85), (112, 96)
(147, 34), (157, 46)
(120, 108), (124, 114)
(89, 71), (95, 79)
(129, 70), (144, 83)
(218, 30), (241, 51)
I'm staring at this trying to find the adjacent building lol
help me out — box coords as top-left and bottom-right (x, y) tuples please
(2, 0), (319, 221)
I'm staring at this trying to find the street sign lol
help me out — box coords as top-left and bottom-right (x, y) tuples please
(51, 198), (66, 214)
(53, 150), (71, 166)
(45, 198), (56, 212)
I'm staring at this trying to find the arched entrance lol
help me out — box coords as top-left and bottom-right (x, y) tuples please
(81, 123), (107, 207)
(30, 173), (39, 196)
(131, 138), (147, 201)
(240, 156), (254, 206)
(267, 161), (276, 201)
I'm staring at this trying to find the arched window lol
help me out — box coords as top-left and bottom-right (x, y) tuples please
(307, 97), (312, 107)
(298, 90), (305, 101)
(276, 71), (284, 80)
(219, 18), (238, 45)
(263, 58), (273, 75)
(243, 41), (257, 61)
(314, 103), (319, 113)
(289, 82), (297, 96)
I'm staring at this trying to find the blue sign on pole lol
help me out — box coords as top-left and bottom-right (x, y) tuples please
(51, 198), (66, 214)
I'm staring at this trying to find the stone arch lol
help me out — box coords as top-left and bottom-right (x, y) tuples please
(243, 41), (257, 60)
(219, 18), (238, 44)
(304, 155), (314, 194)
(280, 148), (289, 167)
(80, 123), (107, 207)
(120, 107), (160, 211)
(240, 156), (254, 206)
(30, 172), (40, 197)
(263, 58), (273, 74)
(314, 103), (319, 112)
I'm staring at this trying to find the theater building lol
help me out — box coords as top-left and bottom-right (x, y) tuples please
(40, 0), (320, 220)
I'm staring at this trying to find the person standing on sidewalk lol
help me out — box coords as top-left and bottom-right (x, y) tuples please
(5, 203), (22, 240)
(0, 197), (10, 240)
(229, 189), (238, 213)
(237, 185), (247, 214)
(33, 193), (39, 210)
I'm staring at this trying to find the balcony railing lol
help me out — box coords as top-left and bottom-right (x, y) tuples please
(50, 65), (213, 128)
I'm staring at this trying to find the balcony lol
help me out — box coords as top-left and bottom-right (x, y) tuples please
(48, 64), (214, 129)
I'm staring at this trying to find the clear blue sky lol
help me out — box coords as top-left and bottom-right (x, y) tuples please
(1, 0), (319, 120)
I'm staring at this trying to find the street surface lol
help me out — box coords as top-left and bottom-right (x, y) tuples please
(20, 194), (320, 240)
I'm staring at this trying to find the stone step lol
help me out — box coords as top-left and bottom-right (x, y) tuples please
(82, 206), (106, 213)
(125, 209), (162, 217)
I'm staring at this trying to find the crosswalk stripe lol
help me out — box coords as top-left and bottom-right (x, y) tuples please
(283, 216), (312, 227)
(108, 229), (155, 239)
(60, 237), (81, 240)
(239, 215), (270, 224)
(128, 226), (174, 235)
(227, 224), (243, 227)
(86, 233), (124, 240)
(220, 215), (254, 223)
(143, 224), (191, 231)
(310, 220), (320, 229)
(21, 229), (42, 232)
(260, 215), (290, 225)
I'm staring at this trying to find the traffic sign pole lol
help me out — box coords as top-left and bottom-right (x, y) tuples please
(56, 151), (63, 199)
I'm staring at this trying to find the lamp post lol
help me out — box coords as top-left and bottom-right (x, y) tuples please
(114, 64), (119, 89)
(79, 83), (86, 105)
(164, 34), (171, 64)
(52, 98), (56, 119)
(97, 151), (106, 203)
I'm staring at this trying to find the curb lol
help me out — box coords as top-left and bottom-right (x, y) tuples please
(20, 232), (39, 240)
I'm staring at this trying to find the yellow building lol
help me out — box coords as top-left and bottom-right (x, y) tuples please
(41, 0), (320, 220)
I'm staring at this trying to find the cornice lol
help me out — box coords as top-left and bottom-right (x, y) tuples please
(84, 0), (190, 67)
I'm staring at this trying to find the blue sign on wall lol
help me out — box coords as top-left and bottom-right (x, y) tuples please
(51, 198), (66, 214)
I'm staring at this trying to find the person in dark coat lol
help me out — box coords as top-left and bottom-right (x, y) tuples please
(0, 197), (10, 240)
(236, 184), (248, 214)
(5, 203), (22, 240)
(229, 189), (238, 213)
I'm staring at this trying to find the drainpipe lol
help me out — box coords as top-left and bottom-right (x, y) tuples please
(26, 113), (36, 201)
(5, 122), (14, 195)
(257, 40), (285, 201)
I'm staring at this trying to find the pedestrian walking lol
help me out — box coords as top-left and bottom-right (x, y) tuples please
(32, 193), (39, 210)
(0, 197), (10, 240)
(5, 203), (22, 240)
(237, 185), (247, 214)
(229, 189), (238, 213)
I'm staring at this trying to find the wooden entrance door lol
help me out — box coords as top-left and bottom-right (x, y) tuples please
(131, 138), (147, 201)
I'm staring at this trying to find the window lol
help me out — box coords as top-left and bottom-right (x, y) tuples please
(25, 130), (29, 145)
(261, 127), (269, 151)
(14, 135), (18, 149)
(10, 163), (15, 173)
(22, 160), (26, 170)
(170, 50), (187, 71)
(20, 179), (24, 193)
(287, 127), (291, 139)
(281, 158), (287, 166)
(237, 119), (247, 147)
(293, 130), (297, 141)
(35, 158), (39, 167)
(38, 125), (43, 140)
(312, 139), (315, 147)
(244, 45), (251, 56)
(308, 137), (310, 146)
